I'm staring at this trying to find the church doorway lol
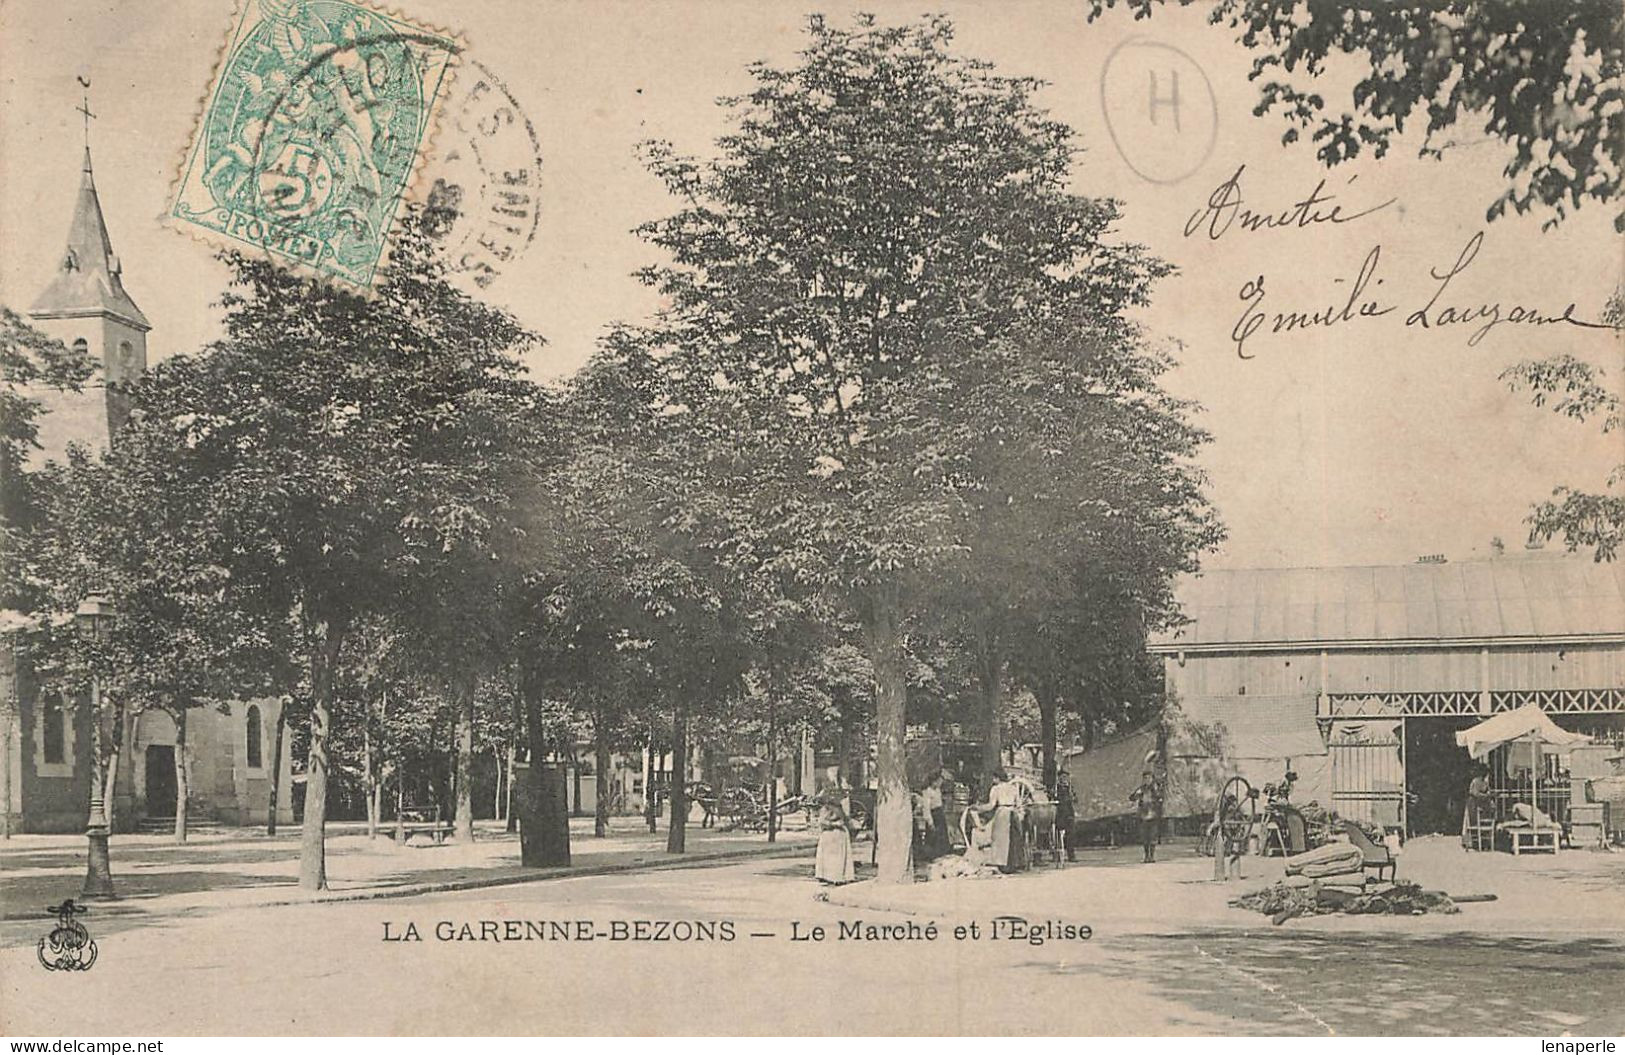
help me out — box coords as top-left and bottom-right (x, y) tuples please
(145, 745), (177, 819)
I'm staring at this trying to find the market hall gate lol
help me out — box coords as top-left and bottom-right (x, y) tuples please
(1327, 723), (1405, 832)
(1324, 689), (1625, 838)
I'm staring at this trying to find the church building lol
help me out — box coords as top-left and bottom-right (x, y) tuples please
(1, 139), (294, 834)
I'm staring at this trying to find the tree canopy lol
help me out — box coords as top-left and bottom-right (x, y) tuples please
(1092, 0), (1624, 231)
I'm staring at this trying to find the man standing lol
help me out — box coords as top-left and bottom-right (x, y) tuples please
(1129, 769), (1162, 864)
(1053, 770), (1077, 862)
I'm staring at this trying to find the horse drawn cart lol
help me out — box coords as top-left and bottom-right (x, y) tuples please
(688, 780), (812, 832)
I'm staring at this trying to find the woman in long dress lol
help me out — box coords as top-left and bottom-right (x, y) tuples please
(984, 769), (1027, 872)
(814, 794), (856, 884)
(1461, 765), (1493, 848)
(922, 773), (951, 860)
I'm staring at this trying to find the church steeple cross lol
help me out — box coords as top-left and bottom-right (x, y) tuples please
(75, 76), (95, 156)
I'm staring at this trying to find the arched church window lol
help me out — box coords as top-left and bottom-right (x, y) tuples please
(42, 697), (66, 765)
(72, 338), (89, 358)
(246, 704), (263, 769)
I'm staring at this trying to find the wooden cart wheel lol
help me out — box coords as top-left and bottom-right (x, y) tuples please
(1205, 776), (1255, 857)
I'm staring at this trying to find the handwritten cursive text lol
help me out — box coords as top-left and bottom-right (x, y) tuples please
(1230, 245), (1396, 359)
(1188, 164), (1396, 242)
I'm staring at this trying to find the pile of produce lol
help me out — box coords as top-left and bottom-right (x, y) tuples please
(1231, 880), (1461, 924)
(1231, 881), (1320, 920)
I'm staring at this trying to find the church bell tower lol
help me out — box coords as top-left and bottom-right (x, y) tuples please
(28, 89), (151, 445)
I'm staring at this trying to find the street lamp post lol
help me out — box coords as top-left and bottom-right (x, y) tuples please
(75, 595), (116, 899)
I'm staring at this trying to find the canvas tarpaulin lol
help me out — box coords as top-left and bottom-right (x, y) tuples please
(1166, 693), (1330, 816)
(1062, 723), (1161, 823)
(1174, 693), (1327, 760)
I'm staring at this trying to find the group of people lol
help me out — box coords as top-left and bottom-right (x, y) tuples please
(814, 764), (1163, 884)
(811, 771), (1029, 885)
(964, 768), (1031, 872)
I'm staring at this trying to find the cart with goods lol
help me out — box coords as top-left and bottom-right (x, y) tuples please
(1258, 773), (1328, 856)
(1014, 775), (1060, 866)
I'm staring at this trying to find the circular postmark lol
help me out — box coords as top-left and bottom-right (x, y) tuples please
(221, 25), (537, 292)
(418, 58), (543, 291)
(1099, 37), (1218, 186)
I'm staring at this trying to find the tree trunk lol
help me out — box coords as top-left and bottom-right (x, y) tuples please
(1037, 683), (1058, 791)
(973, 626), (1003, 796)
(792, 726), (804, 798)
(644, 732), (658, 833)
(172, 708), (189, 843)
(519, 693), (570, 866)
(665, 698), (688, 853)
(299, 615), (348, 891)
(88, 700), (111, 829)
(266, 703), (286, 835)
(766, 689), (778, 844)
(865, 583), (912, 884)
(836, 712), (852, 791)
(83, 696), (116, 896)
(454, 673), (475, 843)
(594, 709), (611, 838)
(506, 688), (521, 834)
(363, 720), (378, 839)
(105, 704), (131, 834)
(505, 744), (517, 832)
(102, 726), (122, 835)
(571, 749), (584, 817)
(1, 703), (11, 839)
(493, 744), (504, 821)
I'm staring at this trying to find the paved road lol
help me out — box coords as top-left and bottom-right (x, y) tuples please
(6, 856), (1623, 1035)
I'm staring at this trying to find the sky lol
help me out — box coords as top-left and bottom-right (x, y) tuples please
(2, 0), (1619, 572)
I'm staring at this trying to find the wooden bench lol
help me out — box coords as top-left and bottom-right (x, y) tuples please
(393, 816), (454, 846)
(1502, 826), (1557, 855)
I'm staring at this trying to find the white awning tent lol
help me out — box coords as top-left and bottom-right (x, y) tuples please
(1455, 704), (1593, 836)
(1454, 704), (1593, 761)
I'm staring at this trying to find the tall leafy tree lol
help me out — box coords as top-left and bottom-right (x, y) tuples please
(612, 14), (1204, 881)
(927, 321), (1220, 788)
(33, 442), (296, 842)
(104, 208), (543, 888)
(0, 309), (93, 840)
(1, 308), (94, 615)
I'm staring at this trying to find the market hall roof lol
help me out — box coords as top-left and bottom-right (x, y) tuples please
(1148, 557), (1625, 652)
(28, 148), (151, 331)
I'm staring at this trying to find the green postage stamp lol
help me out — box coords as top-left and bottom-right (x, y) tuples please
(169, 0), (460, 289)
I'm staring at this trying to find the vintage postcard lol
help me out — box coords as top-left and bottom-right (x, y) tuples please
(0, 0), (1621, 1041)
